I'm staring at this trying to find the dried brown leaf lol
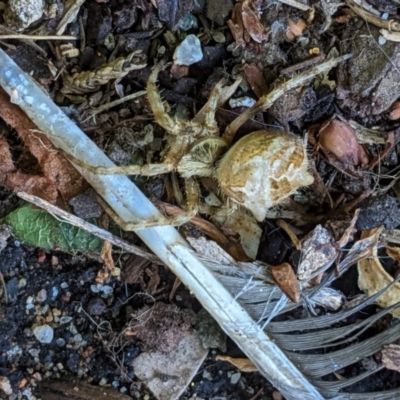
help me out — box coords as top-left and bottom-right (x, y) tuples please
(215, 355), (258, 372)
(101, 241), (116, 272)
(271, 262), (300, 303)
(318, 119), (369, 167)
(286, 18), (307, 41)
(0, 88), (84, 204)
(227, 4), (245, 47)
(241, 0), (268, 43)
(242, 63), (268, 98)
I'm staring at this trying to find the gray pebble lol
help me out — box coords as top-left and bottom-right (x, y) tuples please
(51, 286), (59, 298)
(101, 285), (113, 295)
(87, 298), (107, 315)
(59, 316), (73, 324)
(33, 325), (54, 344)
(36, 289), (47, 303)
(173, 34), (203, 66)
(230, 372), (241, 385)
(56, 338), (66, 347)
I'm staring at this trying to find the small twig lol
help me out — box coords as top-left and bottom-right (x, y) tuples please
(0, 34), (77, 40)
(277, 0), (312, 11)
(281, 55), (326, 75)
(344, 0), (400, 31)
(83, 90), (147, 123)
(17, 191), (161, 264)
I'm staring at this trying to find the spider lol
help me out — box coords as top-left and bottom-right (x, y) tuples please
(68, 57), (347, 229)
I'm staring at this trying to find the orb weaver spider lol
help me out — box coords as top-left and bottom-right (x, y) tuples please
(68, 56), (349, 229)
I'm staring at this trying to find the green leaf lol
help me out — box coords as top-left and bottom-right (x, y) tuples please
(3, 204), (103, 254)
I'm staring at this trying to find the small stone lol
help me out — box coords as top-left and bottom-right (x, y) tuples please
(56, 338), (66, 347)
(272, 391), (283, 400)
(202, 370), (212, 380)
(0, 376), (12, 395)
(29, 348), (40, 357)
(4, 0), (45, 31)
(59, 316), (73, 324)
(378, 36), (386, 45)
(74, 334), (82, 342)
(69, 325), (78, 335)
(45, 315), (53, 323)
(87, 298), (107, 315)
(230, 372), (241, 385)
(57, 363), (64, 370)
(177, 13), (198, 31)
(90, 284), (100, 293)
(99, 377), (107, 386)
(33, 325), (54, 344)
(143, 395), (150, 400)
(52, 308), (61, 316)
(101, 285), (113, 295)
(36, 289), (47, 303)
(26, 303), (35, 310)
(120, 387), (128, 394)
(60, 282), (69, 289)
(229, 96), (256, 108)
(26, 296), (34, 304)
(173, 34), (203, 66)
(18, 278), (27, 287)
(51, 287), (59, 298)
(112, 381), (120, 388)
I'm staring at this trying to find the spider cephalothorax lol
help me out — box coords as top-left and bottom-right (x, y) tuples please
(69, 60), (316, 227)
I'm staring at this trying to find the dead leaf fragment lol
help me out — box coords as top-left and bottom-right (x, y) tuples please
(388, 101), (400, 120)
(358, 228), (400, 317)
(0, 89), (84, 205)
(271, 262), (300, 303)
(318, 119), (369, 167)
(241, 0), (268, 43)
(382, 344), (400, 372)
(297, 225), (338, 280)
(101, 241), (119, 276)
(242, 63), (268, 98)
(286, 18), (307, 41)
(216, 355), (257, 372)
(227, 0), (268, 47)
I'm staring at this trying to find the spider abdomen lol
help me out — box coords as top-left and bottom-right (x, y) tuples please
(216, 130), (314, 221)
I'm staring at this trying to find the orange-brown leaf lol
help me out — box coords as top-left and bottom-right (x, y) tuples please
(271, 262), (300, 303)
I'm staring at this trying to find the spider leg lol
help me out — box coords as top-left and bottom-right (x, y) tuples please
(146, 60), (178, 134)
(98, 178), (199, 230)
(193, 78), (242, 132)
(223, 55), (351, 144)
(66, 153), (175, 176)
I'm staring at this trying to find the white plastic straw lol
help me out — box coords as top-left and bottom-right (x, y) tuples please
(0, 48), (324, 400)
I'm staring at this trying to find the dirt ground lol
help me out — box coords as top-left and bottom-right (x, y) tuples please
(2, 0), (400, 399)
